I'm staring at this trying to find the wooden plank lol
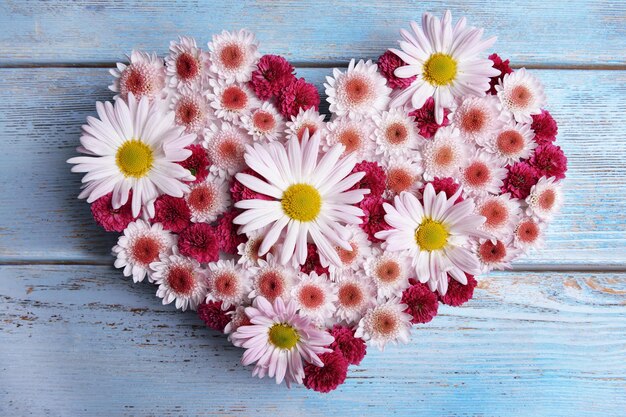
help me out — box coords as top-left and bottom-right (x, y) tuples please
(0, 67), (624, 266)
(0, 1), (624, 67)
(1, 265), (624, 416)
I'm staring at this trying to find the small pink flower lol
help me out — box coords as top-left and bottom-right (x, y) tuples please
(378, 50), (416, 89)
(531, 109), (558, 145)
(277, 77), (320, 118)
(91, 192), (136, 232)
(303, 349), (349, 393)
(402, 280), (439, 324)
(529, 143), (567, 180)
(330, 325), (367, 366)
(409, 97), (451, 139)
(438, 274), (478, 307)
(486, 53), (513, 95)
(249, 54), (296, 100)
(178, 223), (219, 263)
(152, 195), (191, 233)
(349, 160), (386, 198)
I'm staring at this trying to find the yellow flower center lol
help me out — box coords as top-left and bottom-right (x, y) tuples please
(268, 323), (299, 349)
(281, 183), (322, 222)
(423, 53), (457, 86)
(415, 218), (449, 251)
(116, 139), (154, 178)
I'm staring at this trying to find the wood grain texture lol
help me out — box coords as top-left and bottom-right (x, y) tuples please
(1, 265), (624, 416)
(0, 0), (625, 67)
(0, 67), (625, 266)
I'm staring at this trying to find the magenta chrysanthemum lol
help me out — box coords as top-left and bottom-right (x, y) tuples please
(330, 325), (367, 366)
(378, 50), (416, 89)
(401, 280), (439, 324)
(529, 143), (568, 180)
(249, 54), (296, 100)
(409, 97), (451, 139)
(178, 223), (219, 263)
(91, 192), (136, 232)
(303, 349), (349, 393)
(277, 77), (320, 118)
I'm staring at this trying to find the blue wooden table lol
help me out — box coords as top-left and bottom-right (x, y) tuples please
(1, 1), (625, 416)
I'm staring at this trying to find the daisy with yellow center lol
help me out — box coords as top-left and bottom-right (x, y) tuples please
(68, 94), (196, 217)
(233, 131), (370, 267)
(375, 183), (487, 294)
(389, 10), (499, 124)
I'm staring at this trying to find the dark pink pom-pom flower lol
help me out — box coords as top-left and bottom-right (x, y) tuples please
(249, 54), (296, 100)
(358, 196), (392, 243)
(501, 162), (539, 199)
(230, 168), (273, 203)
(277, 77), (320, 118)
(152, 195), (191, 233)
(91, 192), (136, 232)
(349, 160), (386, 198)
(531, 109), (558, 145)
(215, 209), (246, 255)
(487, 53), (513, 95)
(529, 143), (568, 180)
(438, 274), (478, 307)
(422, 177), (463, 203)
(402, 280), (439, 324)
(301, 243), (330, 275)
(378, 50), (416, 89)
(303, 349), (349, 393)
(197, 301), (232, 332)
(409, 97), (451, 139)
(178, 223), (219, 263)
(330, 325), (367, 366)
(178, 144), (209, 184)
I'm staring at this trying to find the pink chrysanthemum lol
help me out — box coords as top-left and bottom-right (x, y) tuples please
(487, 53), (513, 95)
(152, 195), (191, 233)
(303, 349), (349, 393)
(349, 160), (387, 199)
(529, 143), (568, 180)
(378, 50), (416, 89)
(501, 162), (539, 199)
(178, 144), (209, 184)
(178, 223), (219, 263)
(249, 54), (296, 100)
(91, 192), (136, 232)
(329, 325), (367, 366)
(438, 274), (477, 306)
(301, 243), (330, 276)
(531, 109), (558, 145)
(230, 168), (273, 203)
(109, 51), (165, 102)
(277, 77), (320, 118)
(358, 196), (392, 243)
(408, 97), (451, 139)
(401, 280), (439, 324)
(215, 209), (247, 254)
(197, 300), (233, 332)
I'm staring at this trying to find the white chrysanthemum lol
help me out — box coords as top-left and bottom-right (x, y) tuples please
(285, 107), (327, 142)
(451, 95), (503, 143)
(202, 121), (251, 178)
(112, 220), (174, 283)
(150, 248), (208, 311)
(208, 79), (259, 123)
(390, 10), (499, 123)
(185, 175), (230, 223)
(68, 94), (196, 217)
(355, 298), (412, 351)
(457, 151), (508, 196)
(208, 29), (260, 83)
(224, 306), (250, 336)
(525, 176), (563, 221)
(473, 238), (520, 272)
(474, 193), (521, 241)
(233, 131), (370, 267)
(326, 224), (372, 276)
(109, 51), (166, 102)
(241, 102), (284, 142)
(496, 68), (547, 124)
(373, 109), (420, 157)
(332, 272), (377, 325)
(323, 116), (376, 159)
(376, 184), (487, 294)
(206, 259), (251, 309)
(364, 248), (412, 299)
(513, 216), (545, 251)
(325, 59), (391, 119)
(170, 91), (212, 135)
(422, 126), (468, 181)
(485, 123), (537, 165)
(248, 253), (298, 303)
(382, 154), (424, 197)
(165, 36), (210, 93)
(237, 229), (269, 267)
(290, 272), (338, 326)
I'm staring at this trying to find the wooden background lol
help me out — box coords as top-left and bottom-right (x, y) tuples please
(1, 1), (625, 416)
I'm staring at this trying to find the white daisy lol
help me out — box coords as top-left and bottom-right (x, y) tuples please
(202, 121), (251, 178)
(332, 271), (377, 325)
(373, 108), (420, 157)
(485, 123), (537, 165)
(496, 68), (546, 124)
(110, 51), (166, 102)
(325, 59), (391, 119)
(422, 126), (468, 181)
(150, 247), (208, 311)
(457, 151), (508, 196)
(165, 36), (210, 93)
(525, 176), (563, 221)
(290, 272), (338, 326)
(323, 116), (376, 159)
(208, 79), (259, 123)
(474, 193), (521, 241)
(364, 248), (412, 299)
(233, 131), (370, 267)
(112, 220), (175, 283)
(170, 91), (212, 135)
(375, 184), (486, 294)
(208, 29), (260, 83)
(206, 259), (251, 309)
(451, 95), (503, 143)
(248, 253), (298, 303)
(241, 102), (285, 142)
(355, 298), (412, 351)
(185, 175), (230, 223)
(327, 225), (372, 276)
(473, 238), (520, 272)
(513, 216), (545, 251)
(68, 94), (196, 217)
(285, 107), (327, 142)
(389, 10), (499, 123)
(382, 154), (424, 196)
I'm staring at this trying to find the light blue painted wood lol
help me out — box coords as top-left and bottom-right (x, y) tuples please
(1, 265), (625, 416)
(0, 67), (625, 266)
(0, 0), (624, 67)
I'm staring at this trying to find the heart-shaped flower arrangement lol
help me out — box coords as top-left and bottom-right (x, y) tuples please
(69, 11), (567, 392)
